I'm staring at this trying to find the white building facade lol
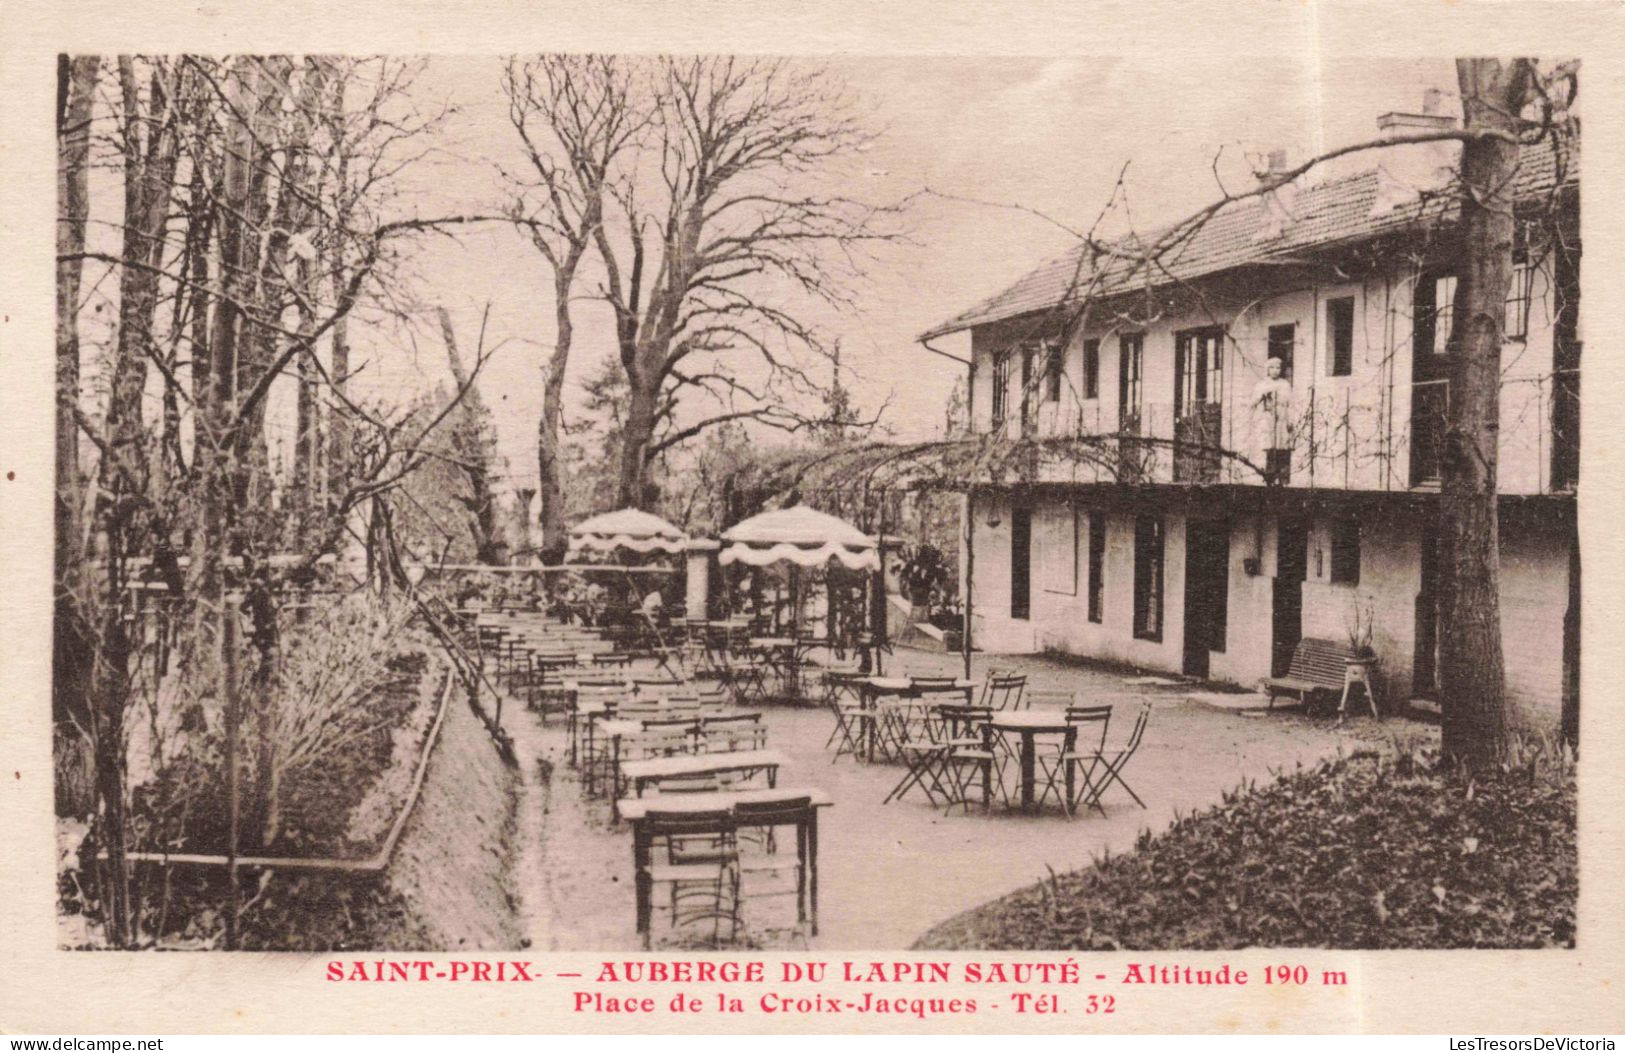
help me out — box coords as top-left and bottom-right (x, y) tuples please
(922, 118), (1579, 727)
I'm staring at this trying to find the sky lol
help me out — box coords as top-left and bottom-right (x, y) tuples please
(337, 54), (1459, 491)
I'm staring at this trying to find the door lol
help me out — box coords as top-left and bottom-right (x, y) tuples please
(1117, 334), (1145, 480)
(1174, 328), (1225, 483)
(1010, 503), (1031, 621)
(1182, 519), (1231, 677)
(1413, 524), (1440, 697)
(1272, 518), (1307, 676)
(1410, 274), (1455, 485)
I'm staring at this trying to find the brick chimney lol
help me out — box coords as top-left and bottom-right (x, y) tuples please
(1254, 149), (1297, 240)
(1370, 88), (1461, 214)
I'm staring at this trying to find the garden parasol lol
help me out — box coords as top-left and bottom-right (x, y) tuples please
(720, 505), (884, 678)
(567, 508), (688, 556)
(718, 505), (880, 571)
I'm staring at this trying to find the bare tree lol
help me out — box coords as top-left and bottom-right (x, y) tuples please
(1437, 58), (1539, 768)
(438, 305), (507, 564)
(590, 56), (897, 509)
(501, 56), (640, 555)
(54, 55), (100, 737)
(55, 52), (489, 946)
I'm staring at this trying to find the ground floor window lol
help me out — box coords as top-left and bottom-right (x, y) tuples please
(1087, 514), (1106, 623)
(1330, 518), (1361, 585)
(1133, 515), (1164, 641)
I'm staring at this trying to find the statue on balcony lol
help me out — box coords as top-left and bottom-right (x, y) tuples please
(1250, 357), (1294, 483)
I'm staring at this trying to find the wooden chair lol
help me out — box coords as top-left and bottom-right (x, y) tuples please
(640, 807), (739, 949)
(734, 796), (814, 933)
(883, 705), (958, 806)
(702, 714), (767, 753)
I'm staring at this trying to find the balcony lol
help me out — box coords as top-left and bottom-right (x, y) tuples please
(973, 371), (1579, 497)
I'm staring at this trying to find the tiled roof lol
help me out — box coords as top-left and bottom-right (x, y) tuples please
(920, 137), (1577, 340)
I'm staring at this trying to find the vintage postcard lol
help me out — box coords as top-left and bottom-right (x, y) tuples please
(3, 0), (1624, 1037)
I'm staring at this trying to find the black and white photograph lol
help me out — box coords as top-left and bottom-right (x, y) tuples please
(6, 0), (1624, 1037)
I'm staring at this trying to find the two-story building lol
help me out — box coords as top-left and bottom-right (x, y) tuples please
(919, 102), (1579, 726)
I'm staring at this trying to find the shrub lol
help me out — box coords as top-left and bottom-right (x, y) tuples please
(914, 741), (1576, 950)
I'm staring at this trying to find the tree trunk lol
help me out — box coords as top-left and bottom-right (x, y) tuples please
(1437, 58), (1528, 769)
(439, 308), (504, 564)
(247, 574), (281, 848)
(55, 55), (99, 729)
(1560, 512), (1579, 752)
(616, 371), (660, 511)
(293, 254), (318, 535)
(536, 277), (573, 559)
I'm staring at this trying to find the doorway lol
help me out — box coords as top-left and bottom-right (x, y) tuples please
(1182, 519), (1230, 677)
(1272, 518), (1307, 676)
(1010, 503), (1031, 621)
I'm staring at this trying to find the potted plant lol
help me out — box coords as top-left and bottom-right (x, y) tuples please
(1343, 593), (1377, 660)
(1341, 593), (1381, 716)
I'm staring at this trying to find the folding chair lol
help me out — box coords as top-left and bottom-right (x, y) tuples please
(1055, 704), (1113, 815)
(1070, 702), (1150, 814)
(979, 673), (1028, 711)
(938, 705), (1004, 814)
(883, 704), (956, 806)
(822, 672), (870, 758)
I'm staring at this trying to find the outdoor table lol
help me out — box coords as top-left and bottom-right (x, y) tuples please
(566, 682), (633, 777)
(621, 787), (833, 942)
(748, 636), (818, 700)
(616, 749), (787, 817)
(989, 709), (1077, 813)
(846, 677), (973, 761)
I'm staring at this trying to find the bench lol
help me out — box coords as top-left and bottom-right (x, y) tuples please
(1263, 638), (1360, 711)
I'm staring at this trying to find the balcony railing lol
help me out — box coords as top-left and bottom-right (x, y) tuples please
(975, 370), (1579, 496)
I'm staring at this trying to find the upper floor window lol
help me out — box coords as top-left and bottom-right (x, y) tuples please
(1043, 341), (1064, 403)
(1082, 338), (1100, 400)
(1505, 264), (1533, 341)
(1176, 327), (1225, 416)
(990, 350), (1010, 425)
(1327, 296), (1355, 376)
(1020, 346), (1037, 433)
(1267, 323), (1296, 380)
(1414, 273), (1456, 358)
(1119, 333), (1144, 425)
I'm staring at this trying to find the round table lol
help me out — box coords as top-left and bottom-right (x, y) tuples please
(989, 709), (1077, 812)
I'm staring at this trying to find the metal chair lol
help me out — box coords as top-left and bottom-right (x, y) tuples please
(1069, 702), (1151, 814)
(979, 673), (1028, 711)
(1056, 704), (1113, 815)
(938, 704), (1004, 814)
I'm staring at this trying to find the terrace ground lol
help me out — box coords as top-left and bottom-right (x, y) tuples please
(504, 647), (1437, 951)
